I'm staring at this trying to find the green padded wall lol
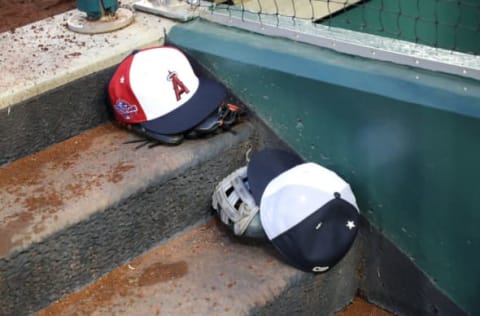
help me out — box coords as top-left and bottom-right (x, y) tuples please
(167, 19), (480, 315)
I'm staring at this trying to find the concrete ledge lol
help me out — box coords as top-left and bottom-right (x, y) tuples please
(0, 3), (177, 111)
(36, 219), (361, 316)
(0, 121), (255, 315)
(0, 3), (181, 166)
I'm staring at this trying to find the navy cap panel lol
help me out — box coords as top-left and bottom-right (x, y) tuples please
(140, 78), (226, 135)
(247, 149), (303, 205)
(270, 198), (360, 272)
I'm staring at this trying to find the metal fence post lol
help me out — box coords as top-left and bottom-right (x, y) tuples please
(67, 0), (134, 34)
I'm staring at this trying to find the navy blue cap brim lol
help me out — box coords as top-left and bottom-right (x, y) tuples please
(271, 198), (360, 272)
(140, 78), (226, 135)
(247, 149), (303, 205)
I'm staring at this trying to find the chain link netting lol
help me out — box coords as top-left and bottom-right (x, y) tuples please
(207, 0), (479, 56)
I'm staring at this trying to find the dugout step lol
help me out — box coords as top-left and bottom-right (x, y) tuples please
(36, 218), (362, 316)
(0, 1), (178, 167)
(0, 121), (255, 315)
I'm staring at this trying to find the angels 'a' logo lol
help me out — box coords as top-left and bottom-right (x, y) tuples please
(167, 71), (189, 101)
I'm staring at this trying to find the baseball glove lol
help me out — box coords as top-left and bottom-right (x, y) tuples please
(123, 102), (245, 148)
(212, 166), (266, 239)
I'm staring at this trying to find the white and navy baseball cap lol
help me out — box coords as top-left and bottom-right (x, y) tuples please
(248, 149), (360, 273)
(108, 46), (226, 135)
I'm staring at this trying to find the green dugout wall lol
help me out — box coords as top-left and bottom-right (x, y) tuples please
(167, 19), (480, 315)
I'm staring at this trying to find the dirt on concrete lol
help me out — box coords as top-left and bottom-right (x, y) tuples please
(336, 296), (393, 316)
(0, 0), (76, 33)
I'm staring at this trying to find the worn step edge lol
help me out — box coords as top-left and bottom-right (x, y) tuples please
(0, 121), (255, 315)
(0, 3), (181, 166)
(0, 2), (177, 111)
(36, 219), (361, 316)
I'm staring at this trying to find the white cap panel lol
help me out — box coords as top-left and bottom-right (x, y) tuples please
(129, 47), (200, 120)
(261, 185), (333, 239)
(260, 162), (359, 239)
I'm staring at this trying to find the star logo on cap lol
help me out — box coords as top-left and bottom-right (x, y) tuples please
(346, 220), (356, 230)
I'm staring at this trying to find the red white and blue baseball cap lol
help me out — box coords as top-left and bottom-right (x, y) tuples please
(247, 149), (360, 273)
(108, 46), (226, 135)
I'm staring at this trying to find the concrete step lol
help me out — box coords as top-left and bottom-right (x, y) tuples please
(36, 219), (361, 316)
(0, 1), (178, 166)
(0, 121), (256, 316)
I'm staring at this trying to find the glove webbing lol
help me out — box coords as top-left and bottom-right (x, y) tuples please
(212, 166), (259, 236)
